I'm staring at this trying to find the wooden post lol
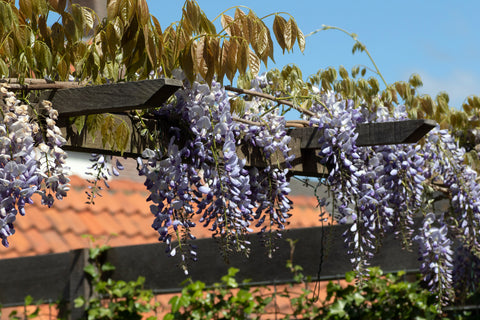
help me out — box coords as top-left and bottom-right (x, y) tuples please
(66, 248), (90, 320)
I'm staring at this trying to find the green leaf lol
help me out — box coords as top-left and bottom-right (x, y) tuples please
(329, 300), (346, 317)
(84, 264), (97, 278)
(0, 59), (8, 77)
(101, 262), (116, 272)
(169, 296), (181, 313)
(74, 296), (85, 308)
(24, 295), (34, 306)
(345, 271), (356, 282)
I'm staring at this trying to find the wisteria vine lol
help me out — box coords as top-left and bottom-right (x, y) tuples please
(1, 72), (480, 304)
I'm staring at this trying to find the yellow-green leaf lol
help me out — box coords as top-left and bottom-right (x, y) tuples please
(144, 25), (156, 65)
(235, 8), (249, 42)
(297, 27), (305, 52)
(38, 15), (51, 40)
(62, 12), (77, 42)
(82, 7), (95, 32)
(19, 0), (33, 19)
(226, 40), (238, 82)
(284, 18), (297, 51)
(151, 15), (162, 36)
(0, 60), (8, 77)
(57, 58), (68, 80)
(248, 48), (260, 76)
(200, 13), (215, 34)
(24, 46), (35, 67)
(136, 0), (149, 26)
(51, 22), (65, 53)
(194, 36), (206, 79)
(186, 0), (200, 31)
(115, 121), (130, 154)
(339, 65), (349, 79)
(273, 15), (286, 53)
(221, 14), (234, 36)
(73, 116), (86, 134)
(101, 114), (115, 147)
(181, 40), (195, 83)
(237, 40), (248, 75)
(107, 0), (122, 21)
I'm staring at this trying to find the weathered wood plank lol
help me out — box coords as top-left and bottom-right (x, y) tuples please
(0, 225), (421, 307)
(39, 78), (183, 117)
(289, 119), (437, 148)
(0, 249), (87, 308)
(356, 119), (437, 146)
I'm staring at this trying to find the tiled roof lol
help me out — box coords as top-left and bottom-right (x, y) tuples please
(0, 175), (325, 259)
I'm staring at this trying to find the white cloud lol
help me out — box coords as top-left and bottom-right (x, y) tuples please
(413, 69), (480, 108)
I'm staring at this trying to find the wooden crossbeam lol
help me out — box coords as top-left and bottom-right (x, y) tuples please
(38, 78), (183, 117)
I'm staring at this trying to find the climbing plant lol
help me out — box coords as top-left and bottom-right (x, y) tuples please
(0, 0), (479, 307)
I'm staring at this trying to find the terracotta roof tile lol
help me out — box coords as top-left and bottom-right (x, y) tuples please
(8, 229), (32, 254)
(43, 230), (70, 253)
(0, 175), (324, 260)
(77, 211), (108, 236)
(20, 207), (53, 232)
(25, 229), (52, 255)
(62, 231), (89, 250)
(93, 212), (124, 235)
(113, 212), (143, 237)
(45, 208), (73, 234)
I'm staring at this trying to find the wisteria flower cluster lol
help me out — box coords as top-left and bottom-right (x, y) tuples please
(137, 75), (295, 271)
(308, 89), (480, 302)
(0, 87), (70, 247)
(414, 213), (453, 304)
(85, 154), (124, 204)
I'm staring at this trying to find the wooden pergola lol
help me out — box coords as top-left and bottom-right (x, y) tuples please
(0, 79), (435, 318)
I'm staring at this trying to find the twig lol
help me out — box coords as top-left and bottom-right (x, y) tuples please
(232, 117), (310, 128)
(1, 78), (83, 91)
(225, 85), (316, 117)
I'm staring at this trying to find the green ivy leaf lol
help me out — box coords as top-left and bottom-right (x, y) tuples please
(74, 296), (85, 308)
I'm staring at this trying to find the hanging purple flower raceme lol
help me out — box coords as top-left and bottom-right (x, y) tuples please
(414, 213), (454, 304)
(308, 92), (430, 276)
(231, 77), (295, 255)
(0, 88), (70, 247)
(138, 78), (262, 269)
(424, 128), (480, 255)
(34, 100), (70, 207)
(85, 154), (123, 204)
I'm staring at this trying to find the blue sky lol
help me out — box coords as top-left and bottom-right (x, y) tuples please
(147, 0), (480, 109)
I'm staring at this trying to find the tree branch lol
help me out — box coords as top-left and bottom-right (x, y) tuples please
(225, 85), (316, 117)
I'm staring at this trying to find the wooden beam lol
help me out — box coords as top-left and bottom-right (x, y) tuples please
(0, 224), (421, 307)
(290, 119), (437, 148)
(38, 78), (183, 118)
(356, 119), (437, 146)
